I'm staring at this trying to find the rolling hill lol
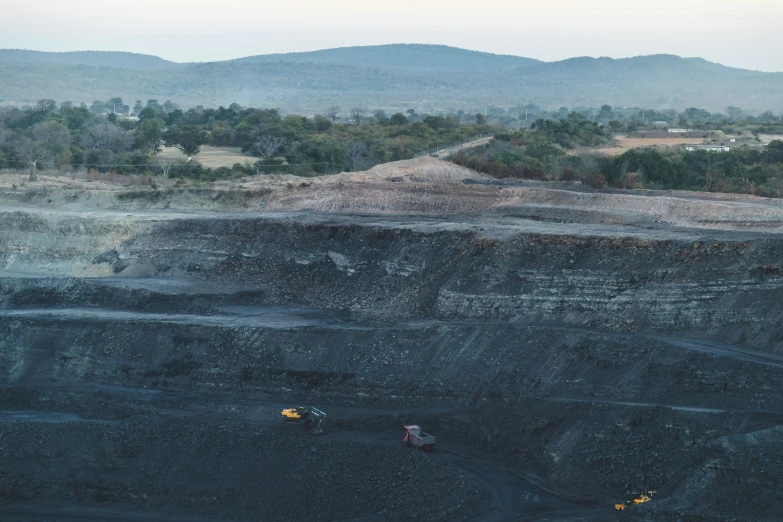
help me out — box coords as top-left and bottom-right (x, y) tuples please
(0, 44), (780, 112)
(0, 49), (179, 70)
(232, 44), (542, 72)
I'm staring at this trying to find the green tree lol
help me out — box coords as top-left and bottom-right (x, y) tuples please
(136, 119), (164, 154)
(62, 105), (92, 130)
(36, 99), (56, 112)
(313, 115), (333, 131)
(106, 97), (125, 114)
(682, 107), (711, 122)
(766, 140), (783, 163)
(32, 121), (71, 152)
(607, 120), (625, 133)
(390, 113), (408, 126)
(90, 101), (106, 115)
(725, 106), (744, 121)
(138, 107), (157, 121)
(165, 125), (208, 157)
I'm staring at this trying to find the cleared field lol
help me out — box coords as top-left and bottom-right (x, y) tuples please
(586, 135), (707, 155)
(159, 146), (251, 168)
(759, 134), (783, 146)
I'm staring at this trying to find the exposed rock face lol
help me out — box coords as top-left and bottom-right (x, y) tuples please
(2, 161), (783, 521)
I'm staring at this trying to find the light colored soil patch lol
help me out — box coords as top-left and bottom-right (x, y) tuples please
(158, 146), (252, 168)
(758, 135), (783, 146)
(9, 156), (783, 236)
(585, 136), (707, 156)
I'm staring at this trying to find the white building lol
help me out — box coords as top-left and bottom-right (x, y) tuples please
(684, 145), (730, 152)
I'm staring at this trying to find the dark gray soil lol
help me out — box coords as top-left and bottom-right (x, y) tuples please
(2, 193), (783, 521)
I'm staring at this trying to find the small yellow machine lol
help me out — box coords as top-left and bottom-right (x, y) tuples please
(614, 490), (656, 511)
(281, 406), (327, 434)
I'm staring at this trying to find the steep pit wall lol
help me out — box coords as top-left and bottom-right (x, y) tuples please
(3, 207), (783, 520)
(4, 211), (783, 409)
(4, 211), (783, 346)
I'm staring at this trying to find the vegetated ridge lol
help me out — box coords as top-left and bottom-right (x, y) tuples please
(0, 49), (178, 70)
(1, 44), (781, 110)
(232, 44), (542, 71)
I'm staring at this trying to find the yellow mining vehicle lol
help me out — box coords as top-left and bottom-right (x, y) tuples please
(614, 490), (656, 511)
(281, 406), (327, 434)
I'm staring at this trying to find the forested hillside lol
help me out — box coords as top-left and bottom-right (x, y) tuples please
(233, 44), (542, 72)
(1, 45), (781, 111)
(0, 50), (178, 69)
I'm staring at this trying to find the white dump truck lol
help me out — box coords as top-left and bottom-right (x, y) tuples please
(403, 424), (436, 452)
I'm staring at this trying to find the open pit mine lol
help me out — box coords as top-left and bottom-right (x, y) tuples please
(1, 157), (782, 521)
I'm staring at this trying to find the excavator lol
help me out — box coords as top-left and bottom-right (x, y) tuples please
(281, 406), (327, 435)
(614, 490), (656, 511)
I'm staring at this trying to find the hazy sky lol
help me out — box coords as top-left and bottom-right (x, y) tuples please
(2, 0), (782, 71)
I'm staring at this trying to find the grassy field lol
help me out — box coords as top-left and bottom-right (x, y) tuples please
(159, 146), (252, 168)
(584, 136), (708, 156)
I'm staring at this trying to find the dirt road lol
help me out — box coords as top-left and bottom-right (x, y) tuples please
(429, 136), (493, 158)
(0, 383), (611, 522)
(10, 372), (774, 521)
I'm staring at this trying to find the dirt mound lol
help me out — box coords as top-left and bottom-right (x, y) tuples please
(7, 157), (783, 233)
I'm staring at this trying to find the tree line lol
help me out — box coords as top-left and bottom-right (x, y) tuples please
(3, 98), (783, 198)
(0, 99), (492, 180)
(452, 113), (783, 198)
(480, 103), (783, 136)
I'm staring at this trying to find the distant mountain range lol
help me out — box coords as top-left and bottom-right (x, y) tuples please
(0, 49), (179, 70)
(0, 44), (780, 112)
